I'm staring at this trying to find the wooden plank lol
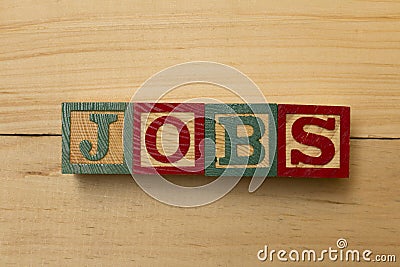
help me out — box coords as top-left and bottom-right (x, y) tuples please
(133, 103), (204, 174)
(62, 102), (129, 174)
(277, 104), (350, 178)
(1, 1), (399, 266)
(1, 136), (399, 266)
(1, 1), (400, 137)
(205, 104), (277, 177)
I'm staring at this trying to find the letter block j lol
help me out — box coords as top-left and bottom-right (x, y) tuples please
(277, 104), (350, 178)
(61, 102), (129, 174)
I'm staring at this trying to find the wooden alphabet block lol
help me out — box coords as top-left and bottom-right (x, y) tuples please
(61, 102), (129, 174)
(277, 104), (350, 178)
(132, 103), (205, 174)
(205, 104), (277, 177)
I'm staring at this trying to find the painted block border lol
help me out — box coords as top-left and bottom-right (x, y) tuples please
(205, 103), (278, 177)
(61, 102), (130, 174)
(277, 104), (350, 178)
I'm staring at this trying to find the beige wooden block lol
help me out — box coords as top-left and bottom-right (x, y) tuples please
(285, 114), (341, 168)
(70, 111), (124, 164)
(140, 112), (195, 167)
(214, 113), (270, 169)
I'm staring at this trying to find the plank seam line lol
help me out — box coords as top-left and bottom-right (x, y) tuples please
(350, 137), (400, 140)
(0, 133), (61, 137)
(0, 134), (399, 140)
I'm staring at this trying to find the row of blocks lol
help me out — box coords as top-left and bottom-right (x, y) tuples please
(62, 103), (350, 178)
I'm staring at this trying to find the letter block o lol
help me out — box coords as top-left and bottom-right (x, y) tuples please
(132, 103), (205, 174)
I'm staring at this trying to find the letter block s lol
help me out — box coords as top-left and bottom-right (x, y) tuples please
(277, 104), (350, 178)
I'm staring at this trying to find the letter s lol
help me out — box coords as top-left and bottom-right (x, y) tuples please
(291, 117), (335, 166)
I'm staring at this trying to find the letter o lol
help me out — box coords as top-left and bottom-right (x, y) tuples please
(145, 116), (190, 163)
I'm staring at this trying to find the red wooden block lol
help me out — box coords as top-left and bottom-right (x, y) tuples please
(133, 103), (205, 174)
(277, 104), (350, 178)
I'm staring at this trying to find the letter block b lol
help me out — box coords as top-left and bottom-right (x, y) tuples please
(205, 104), (277, 177)
(277, 104), (350, 178)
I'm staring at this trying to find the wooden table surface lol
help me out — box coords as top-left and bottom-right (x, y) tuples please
(1, 1), (399, 266)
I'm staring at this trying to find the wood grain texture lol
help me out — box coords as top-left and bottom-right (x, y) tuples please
(62, 102), (129, 174)
(205, 104), (277, 177)
(139, 112), (196, 167)
(1, 1), (399, 266)
(1, 136), (399, 266)
(133, 103), (204, 174)
(69, 111), (124, 164)
(284, 114), (341, 168)
(1, 1), (400, 137)
(277, 104), (350, 178)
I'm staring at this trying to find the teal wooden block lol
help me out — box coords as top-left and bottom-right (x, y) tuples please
(205, 104), (277, 177)
(61, 102), (130, 174)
